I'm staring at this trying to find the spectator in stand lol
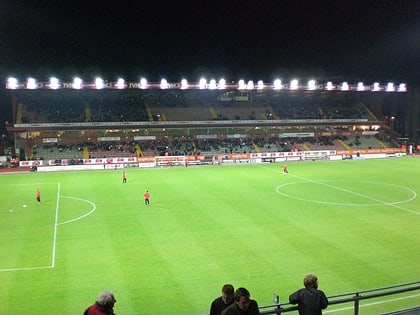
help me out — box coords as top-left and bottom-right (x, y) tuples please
(83, 290), (116, 315)
(221, 287), (260, 315)
(210, 284), (235, 315)
(289, 274), (328, 315)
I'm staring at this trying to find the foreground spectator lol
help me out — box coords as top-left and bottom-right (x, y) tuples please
(221, 287), (260, 315)
(210, 284), (235, 315)
(84, 290), (116, 315)
(289, 274), (328, 315)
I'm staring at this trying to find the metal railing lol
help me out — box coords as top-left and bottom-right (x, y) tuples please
(259, 281), (420, 315)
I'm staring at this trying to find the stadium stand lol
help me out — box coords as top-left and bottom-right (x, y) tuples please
(5, 86), (408, 163)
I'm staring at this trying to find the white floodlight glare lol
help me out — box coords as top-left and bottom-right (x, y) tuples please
(325, 81), (334, 90)
(139, 78), (147, 89)
(199, 78), (206, 89)
(160, 78), (169, 89)
(27, 78), (37, 89)
(289, 79), (298, 90)
(340, 82), (349, 91)
(357, 82), (364, 91)
(372, 82), (380, 91)
(238, 80), (246, 90)
(273, 79), (282, 90)
(385, 82), (395, 92)
(95, 77), (104, 89)
(72, 77), (82, 89)
(398, 83), (407, 92)
(7, 77), (18, 89)
(218, 79), (226, 89)
(180, 79), (188, 89)
(209, 79), (217, 90)
(257, 80), (264, 89)
(49, 77), (59, 89)
(307, 80), (316, 90)
(116, 78), (125, 89)
(247, 80), (254, 90)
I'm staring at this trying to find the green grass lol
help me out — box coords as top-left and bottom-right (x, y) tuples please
(1, 158), (420, 314)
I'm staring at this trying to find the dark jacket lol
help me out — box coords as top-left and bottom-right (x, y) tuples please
(210, 296), (234, 315)
(289, 287), (328, 315)
(221, 300), (260, 315)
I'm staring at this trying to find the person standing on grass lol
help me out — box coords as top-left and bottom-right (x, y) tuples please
(221, 287), (260, 315)
(122, 171), (127, 184)
(84, 290), (116, 315)
(289, 274), (328, 315)
(144, 190), (150, 205)
(283, 164), (288, 174)
(210, 284), (235, 315)
(36, 188), (41, 204)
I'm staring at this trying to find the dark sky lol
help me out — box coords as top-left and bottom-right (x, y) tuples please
(0, 0), (419, 83)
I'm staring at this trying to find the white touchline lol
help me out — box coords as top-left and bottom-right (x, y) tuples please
(0, 182), (97, 272)
(324, 293), (420, 313)
(51, 182), (61, 268)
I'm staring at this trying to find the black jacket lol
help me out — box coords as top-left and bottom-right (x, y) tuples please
(289, 287), (328, 315)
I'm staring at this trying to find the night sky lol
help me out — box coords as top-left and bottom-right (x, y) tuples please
(0, 0), (419, 84)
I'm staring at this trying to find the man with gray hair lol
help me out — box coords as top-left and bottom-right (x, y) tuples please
(84, 290), (116, 315)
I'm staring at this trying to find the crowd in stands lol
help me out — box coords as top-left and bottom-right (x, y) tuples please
(27, 133), (393, 161)
(12, 89), (395, 161)
(15, 89), (374, 124)
(17, 90), (148, 123)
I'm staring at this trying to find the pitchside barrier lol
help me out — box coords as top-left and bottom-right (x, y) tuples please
(19, 149), (407, 171)
(257, 281), (420, 315)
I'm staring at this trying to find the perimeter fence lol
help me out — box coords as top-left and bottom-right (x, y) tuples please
(259, 281), (420, 315)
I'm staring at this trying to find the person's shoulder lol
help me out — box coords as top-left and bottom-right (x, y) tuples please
(221, 303), (235, 315)
(211, 296), (223, 304)
(250, 299), (259, 305)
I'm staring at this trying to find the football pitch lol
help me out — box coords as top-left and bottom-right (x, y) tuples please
(1, 158), (419, 315)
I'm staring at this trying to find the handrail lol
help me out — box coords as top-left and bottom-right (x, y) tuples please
(259, 281), (420, 315)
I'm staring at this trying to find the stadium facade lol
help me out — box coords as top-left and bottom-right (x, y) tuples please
(2, 79), (419, 168)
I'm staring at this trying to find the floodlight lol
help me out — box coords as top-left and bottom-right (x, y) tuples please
(72, 77), (82, 89)
(7, 77), (18, 89)
(199, 78), (206, 89)
(218, 79), (226, 89)
(372, 82), (380, 91)
(139, 78), (147, 89)
(160, 78), (169, 89)
(325, 81), (334, 90)
(307, 80), (316, 90)
(289, 79), (298, 90)
(340, 82), (349, 91)
(257, 80), (264, 89)
(209, 79), (217, 90)
(273, 79), (282, 90)
(49, 77), (59, 89)
(180, 79), (188, 89)
(385, 82), (395, 92)
(398, 83), (407, 92)
(27, 78), (37, 89)
(246, 80), (254, 90)
(95, 77), (104, 89)
(357, 82), (364, 91)
(116, 78), (125, 89)
(238, 79), (246, 90)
